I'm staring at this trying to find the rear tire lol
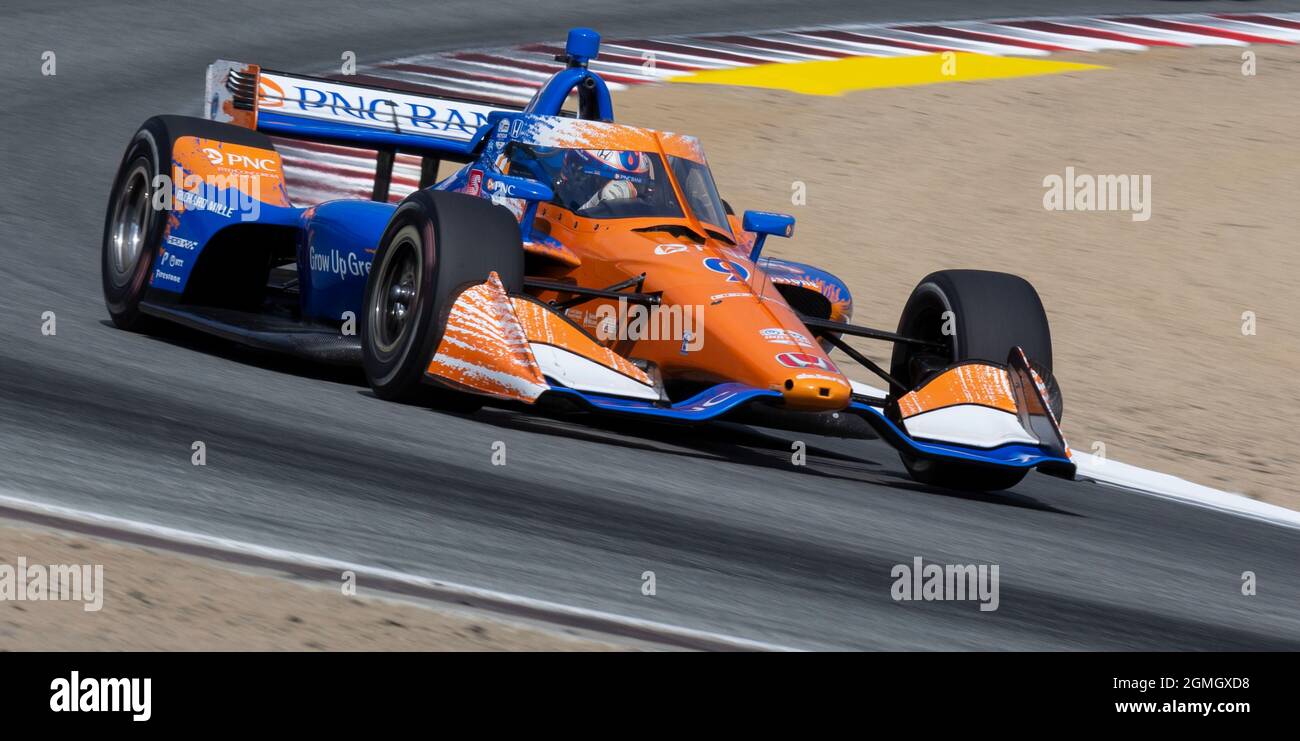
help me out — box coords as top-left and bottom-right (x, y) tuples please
(102, 116), (276, 330)
(360, 190), (523, 410)
(890, 269), (1059, 492)
(103, 147), (160, 331)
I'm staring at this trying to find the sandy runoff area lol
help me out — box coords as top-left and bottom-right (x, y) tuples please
(0, 522), (623, 650)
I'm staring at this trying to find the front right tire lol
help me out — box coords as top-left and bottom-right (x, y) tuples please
(360, 189), (523, 409)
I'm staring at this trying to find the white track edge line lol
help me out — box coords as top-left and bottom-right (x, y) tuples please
(1069, 453), (1300, 531)
(0, 490), (798, 651)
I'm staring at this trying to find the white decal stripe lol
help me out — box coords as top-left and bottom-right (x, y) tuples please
(902, 405), (1039, 448)
(531, 344), (659, 400)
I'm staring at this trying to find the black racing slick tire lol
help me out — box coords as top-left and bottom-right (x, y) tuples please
(890, 269), (1060, 492)
(360, 190), (523, 410)
(890, 269), (1061, 417)
(101, 115), (275, 330)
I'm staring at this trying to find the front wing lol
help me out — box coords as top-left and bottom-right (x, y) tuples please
(425, 276), (1074, 478)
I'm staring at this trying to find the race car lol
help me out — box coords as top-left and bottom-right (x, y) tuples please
(102, 27), (1073, 491)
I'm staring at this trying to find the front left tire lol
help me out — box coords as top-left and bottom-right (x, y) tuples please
(889, 269), (1060, 492)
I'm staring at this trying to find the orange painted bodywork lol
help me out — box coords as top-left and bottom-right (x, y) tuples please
(171, 136), (291, 208)
(426, 279), (657, 404)
(514, 125), (852, 412)
(427, 272), (548, 403)
(427, 122), (851, 410)
(511, 297), (652, 385)
(896, 363), (1018, 419)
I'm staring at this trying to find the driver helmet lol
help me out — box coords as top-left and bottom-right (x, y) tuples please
(579, 149), (650, 178)
(563, 149), (652, 209)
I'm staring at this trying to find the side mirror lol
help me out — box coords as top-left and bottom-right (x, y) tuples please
(484, 173), (554, 241)
(742, 210), (795, 261)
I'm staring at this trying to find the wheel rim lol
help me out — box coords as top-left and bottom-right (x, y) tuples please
(370, 226), (423, 356)
(898, 287), (956, 389)
(109, 159), (153, 289)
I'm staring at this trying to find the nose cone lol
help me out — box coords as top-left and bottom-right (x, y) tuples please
(779, 369), (852, 411)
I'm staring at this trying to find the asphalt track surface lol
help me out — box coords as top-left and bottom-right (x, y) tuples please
(3, 0), (1300, 650)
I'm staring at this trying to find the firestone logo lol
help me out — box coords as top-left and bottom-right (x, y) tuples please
(465, 169), (484, 196)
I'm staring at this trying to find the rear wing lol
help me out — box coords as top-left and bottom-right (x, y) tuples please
(204, 60), (520, 159)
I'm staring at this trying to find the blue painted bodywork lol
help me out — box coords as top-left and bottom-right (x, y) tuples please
(547, 383), (782, 422)
(259, 110), (488, 157)
(153, 164), (301, 295)
(544, 381), (1072, 473)
(757, 256), (854, 323)
(297, 200), (396, 322)
(846, 401), (1072, 470)
(742, 210), (795, 261)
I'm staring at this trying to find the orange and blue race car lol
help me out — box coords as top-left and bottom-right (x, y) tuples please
(102, 27), (1073, 491)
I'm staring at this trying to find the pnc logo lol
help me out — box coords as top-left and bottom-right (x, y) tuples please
(202, 147), (278, 172)
(775, 352), (838, 372)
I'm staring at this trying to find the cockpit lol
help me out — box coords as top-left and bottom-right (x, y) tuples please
(504, 142), (733, 240)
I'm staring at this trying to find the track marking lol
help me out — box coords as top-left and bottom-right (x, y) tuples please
(667, 53), (1103, 95)
(1070, 453), (1300, 531)
(0, 491), (798, 652)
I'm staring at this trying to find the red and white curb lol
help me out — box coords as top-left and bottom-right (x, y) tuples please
(272, 12), (1300, 202)
(269, 136), (424, 205)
